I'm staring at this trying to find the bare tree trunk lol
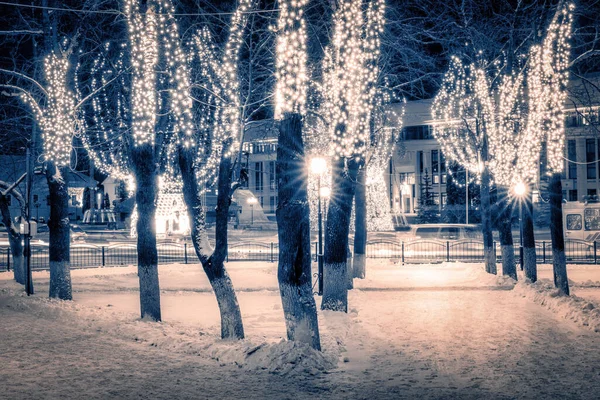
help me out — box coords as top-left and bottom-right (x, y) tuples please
(178, 146), (244, 340)
(131, 145), (161, 321)
(45, 162), (72, 300)
(549, 173), (569, 295)
(277, 113), (320, 350)
(480, 166), (496, 274)
(496, 187), (516, 280)
(322, 153), (359, 312)
(353, 168), (367, 279)
(523, 188), (537, 282)
(0, 193), (24, 284)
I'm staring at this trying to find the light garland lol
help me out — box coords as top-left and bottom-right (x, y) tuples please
(274, 0), (309, 118)
(22, 51), (77, 167)
(432, 3), (573, 191)
(125, 0), (159, 147)
(320, 0), (386, 160)
(520, 2), (573, 176)
(188, 0), (252, 189)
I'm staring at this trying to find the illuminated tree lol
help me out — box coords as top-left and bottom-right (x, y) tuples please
(527, 2), (573, 295)
(177, 1), (252, 340)
(432, 57), (515, 276)
(19, 49), (77, 300)
(274, 0), (321, 350)
(354, 96), (397, 279)
(78, 0), (196, 321)
(320, 0), (386, 312)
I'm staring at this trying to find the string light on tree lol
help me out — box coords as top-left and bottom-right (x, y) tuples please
(320, 0), (386, 159)
(188, 0), (252, 189)
(22, 51), (77, 167)
(274, 0), (309, 119)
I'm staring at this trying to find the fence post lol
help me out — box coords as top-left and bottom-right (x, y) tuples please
(542, 241), (546, 264)
(401, 242), (404, 263)
(446, 241), (450, 262)
(7, 247), (10, 272)
(595, 241), (597, 265)
(270, 242), (274, 263)
(184, 243), (188, 264)
(101, 246), (105, 267)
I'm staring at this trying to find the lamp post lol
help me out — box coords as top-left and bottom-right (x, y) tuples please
(311, 157), (327, 295)
(247, 197), (257, 226)
(465, 168), (469, 224)
(514, 182), (527, 271)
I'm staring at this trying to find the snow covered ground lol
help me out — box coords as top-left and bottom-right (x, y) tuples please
(2, 260), (600, 399)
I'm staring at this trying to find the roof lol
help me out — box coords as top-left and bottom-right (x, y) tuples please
(68, 171), (98, 188)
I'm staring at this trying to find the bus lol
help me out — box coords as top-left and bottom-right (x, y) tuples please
(563, 200), (600, 241)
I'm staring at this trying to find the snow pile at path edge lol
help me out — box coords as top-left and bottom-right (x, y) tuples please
(513, 280), (600, 332)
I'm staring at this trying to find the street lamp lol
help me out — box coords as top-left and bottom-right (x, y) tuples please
(311, 157), (327, 295)
(247, 197), (257, 225)
(513, 181), (527, 270)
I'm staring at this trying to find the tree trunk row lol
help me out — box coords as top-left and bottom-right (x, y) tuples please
(277, 113), (321, 350)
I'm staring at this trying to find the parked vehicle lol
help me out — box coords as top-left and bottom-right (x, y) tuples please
(409, 224), (481, 241)
(563, 199), (600, 241)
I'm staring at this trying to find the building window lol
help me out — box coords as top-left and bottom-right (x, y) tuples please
(269, 196), (277, 212)
(587, 139), (596, 179)
(588, 189), (597, 197)
(402, 125), (432, 140)
(418, 151), (423, 173)
(259, 196), (264, 208)
(568, 140), (577, 180)
(432, 193), (440, 205)
(432, 150), (439, 174)
(569, 190), (578, 202)
(441, 193), (447, 206)
(255, 162), (263, 192)
(440, 151), (446, 173)
(269, 161), (276, 190)
(399, 172), (415, 185)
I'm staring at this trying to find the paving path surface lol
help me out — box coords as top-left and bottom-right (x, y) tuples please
(1, 286), (600, 399)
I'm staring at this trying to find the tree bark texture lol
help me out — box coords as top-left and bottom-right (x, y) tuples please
(353, 168), (367, 279)
(549, 173), (569, 295)
(276, 113), (321, 350)
(523, 189), (537, 282)
(45, 163), (72, 300)
(0, 193), (24, 284)
(480, 166), (496, 274)
(178, 146), (245, 340)
(322, 151), (359, 312)
(496, 187), (516, 280)
(132, 145), (161, 321)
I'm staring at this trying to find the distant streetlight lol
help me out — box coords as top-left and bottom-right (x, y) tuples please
(513, 182), (527, 270)
(311, 157), (328, 295)
(247, 197), (258, 225)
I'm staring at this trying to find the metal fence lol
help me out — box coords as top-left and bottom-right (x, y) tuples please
(366, 239), (599, 264)
(1, 239), (600, 271)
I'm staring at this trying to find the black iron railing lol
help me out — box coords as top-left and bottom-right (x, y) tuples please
(1, 239), (600, 271)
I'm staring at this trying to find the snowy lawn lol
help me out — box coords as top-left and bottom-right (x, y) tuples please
(2, 260), (600, 399)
